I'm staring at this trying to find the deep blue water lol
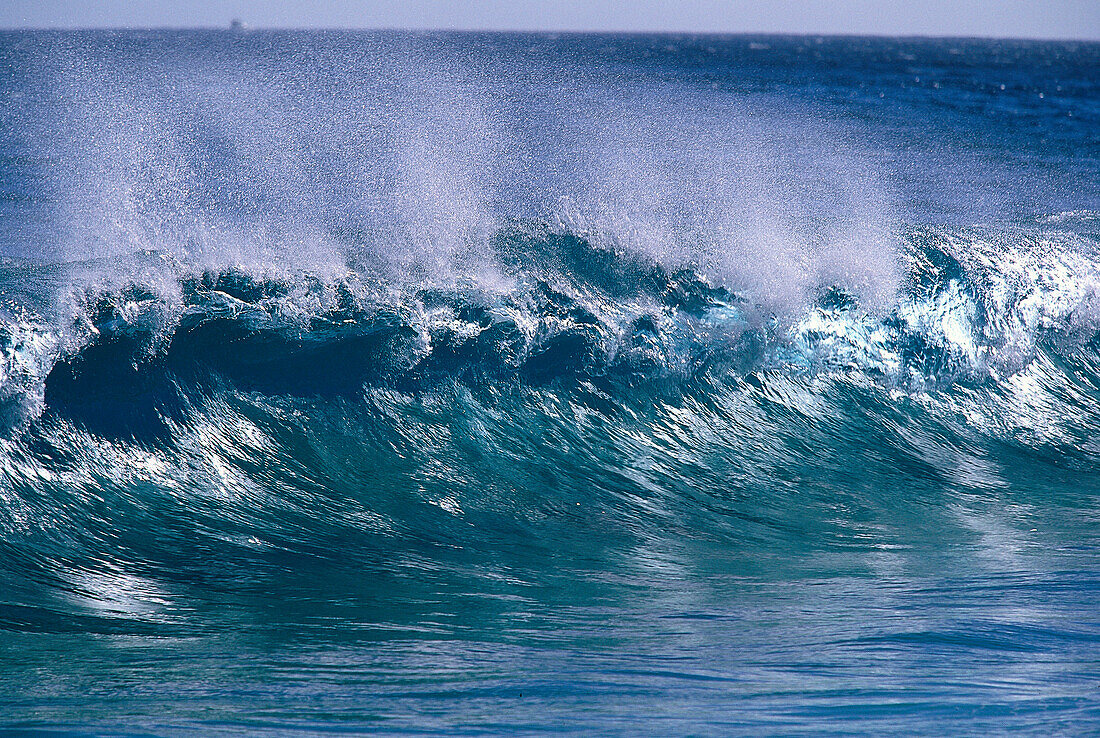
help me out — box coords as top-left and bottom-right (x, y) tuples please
(0, 30), (1099, 734)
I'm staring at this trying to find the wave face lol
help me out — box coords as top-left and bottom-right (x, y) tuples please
(1, 31), (1099, 734)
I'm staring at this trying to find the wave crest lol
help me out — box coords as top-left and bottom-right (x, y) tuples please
(0, 221), (1097, 439)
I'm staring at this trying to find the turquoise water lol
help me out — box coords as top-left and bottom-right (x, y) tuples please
(0, 31), (1098, 734)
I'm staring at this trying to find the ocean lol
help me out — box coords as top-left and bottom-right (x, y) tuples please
(0, 30), (1098, 734)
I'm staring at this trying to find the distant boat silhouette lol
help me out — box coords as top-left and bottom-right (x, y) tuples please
(230, 19), (246, 31)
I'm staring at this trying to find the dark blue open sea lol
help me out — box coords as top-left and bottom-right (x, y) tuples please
(0, 30), (1099, 734)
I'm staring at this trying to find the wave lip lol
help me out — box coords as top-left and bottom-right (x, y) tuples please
(0, 221), (1095, 441)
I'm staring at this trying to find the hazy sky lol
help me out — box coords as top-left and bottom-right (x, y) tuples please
(2, 0), (1099, 40)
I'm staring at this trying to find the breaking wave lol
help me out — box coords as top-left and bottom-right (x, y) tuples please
(1, 217), (1099, 446)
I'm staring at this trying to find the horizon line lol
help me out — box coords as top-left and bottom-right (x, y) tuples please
(0, 25), (1097, 44)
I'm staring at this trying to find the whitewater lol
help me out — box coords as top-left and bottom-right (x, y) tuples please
(0, 30), (1098, 734)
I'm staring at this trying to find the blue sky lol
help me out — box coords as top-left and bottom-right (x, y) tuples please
(2, 0), (1099, 40)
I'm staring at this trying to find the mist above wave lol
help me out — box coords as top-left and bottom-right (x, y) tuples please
(7, 32), (903, 308)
